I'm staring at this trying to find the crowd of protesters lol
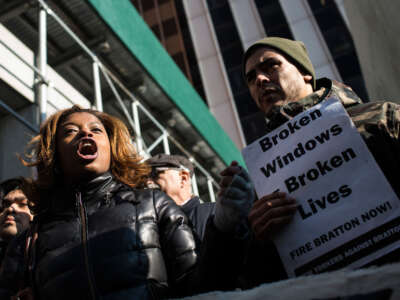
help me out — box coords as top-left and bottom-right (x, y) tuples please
(0, 36), (399, 300)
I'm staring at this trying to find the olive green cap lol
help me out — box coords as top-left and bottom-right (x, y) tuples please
(242, 37), (316, 90)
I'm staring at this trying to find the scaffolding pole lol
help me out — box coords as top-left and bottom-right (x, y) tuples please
(162, 131), (170, 154)
(92, 61), (103, 111)
(131, 101), (143, 154)
(207, 177), (216, 202)
(191, 172), (199, 197)
(37, 5), (47, 123)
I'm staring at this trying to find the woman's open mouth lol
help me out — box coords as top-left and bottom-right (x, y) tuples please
(77, 139), (98, 161)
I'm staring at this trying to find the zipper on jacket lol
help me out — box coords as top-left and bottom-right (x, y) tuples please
(76, 191), (97, 300)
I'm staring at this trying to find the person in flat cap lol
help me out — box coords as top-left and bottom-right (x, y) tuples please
(146, 154), (256, 291)
(240, 37), (400, 285)
(146, 154), (215, 240)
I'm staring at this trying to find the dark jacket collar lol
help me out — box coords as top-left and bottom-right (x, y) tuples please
(46, 172), (116, 214)
(181, 196), (200, 215)
(265, 78), (362, 133)
(72, 172), (115, 200)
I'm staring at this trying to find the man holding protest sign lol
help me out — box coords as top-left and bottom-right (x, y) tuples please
(242, 37), (400, 280)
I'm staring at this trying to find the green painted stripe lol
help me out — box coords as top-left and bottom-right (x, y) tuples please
(87, 0), (245, 166)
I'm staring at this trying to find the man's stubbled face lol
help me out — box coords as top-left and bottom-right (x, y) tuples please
(245, 47), (313, 115)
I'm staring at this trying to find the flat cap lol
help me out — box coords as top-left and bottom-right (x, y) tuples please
(146, 154), (194, 175)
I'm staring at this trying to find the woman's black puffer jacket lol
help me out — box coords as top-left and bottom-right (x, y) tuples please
(0, 173), (199, 300)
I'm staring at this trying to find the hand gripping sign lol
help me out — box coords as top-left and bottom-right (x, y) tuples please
(242, 98), (400, 277)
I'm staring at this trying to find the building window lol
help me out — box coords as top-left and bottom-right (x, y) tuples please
(307, 0), (368, 101)
(151, 24), (161, 39)
(172, 52), (185, 72)
(175, 0), (208, 105)
(130, 0), (139, 10)
(142, 0), (155, 12)
(162, 18), (178, 37)
(157, 0), (170, 5)
(254, 0), (293, 39)
(206, 0), (264, 144)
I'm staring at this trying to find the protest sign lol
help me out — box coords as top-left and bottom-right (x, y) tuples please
(242, 98), (400, 277)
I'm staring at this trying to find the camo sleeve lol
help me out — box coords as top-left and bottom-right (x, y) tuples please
(382, 102), (400, 140)
(349, 101), (400, 140)
(348, 101), (400, 196)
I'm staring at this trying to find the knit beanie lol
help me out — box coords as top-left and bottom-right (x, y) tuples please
(242, 37), (316, 90)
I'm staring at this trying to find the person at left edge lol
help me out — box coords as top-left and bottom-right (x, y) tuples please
(0, 105), (254, 299)
(0, 178), (33, 266)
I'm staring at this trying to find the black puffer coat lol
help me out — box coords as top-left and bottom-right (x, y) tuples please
(181, 197), (215, 241)
(0, 173), (201, 300)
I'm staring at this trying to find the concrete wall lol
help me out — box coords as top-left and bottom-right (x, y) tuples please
(343, 0), (400, 103)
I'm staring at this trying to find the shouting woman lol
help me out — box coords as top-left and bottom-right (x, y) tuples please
(0, 106), (254, 300)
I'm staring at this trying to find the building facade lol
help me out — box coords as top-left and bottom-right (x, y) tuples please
(133, 0), (368, 146)
(343, 0), (400, 103)
(0, 0), (375, 200)
(0, 0), (246, 202)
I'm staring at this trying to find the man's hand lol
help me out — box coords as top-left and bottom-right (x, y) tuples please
(249, 192), (297, 241)
(214, 161), (255, 234)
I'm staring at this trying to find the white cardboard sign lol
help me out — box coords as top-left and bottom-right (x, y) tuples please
(242, 98), (400, 277)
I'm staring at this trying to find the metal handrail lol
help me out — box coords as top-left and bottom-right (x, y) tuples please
(0, 38), (79, 107)
(0, 39), (46, 82)
(146, 134), (165, 154)
(102, 68), (165, 132)
(0, 64), (34, 90)
(38, 0), (97, 62)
